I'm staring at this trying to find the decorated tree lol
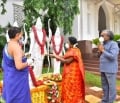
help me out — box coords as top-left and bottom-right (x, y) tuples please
(23, 0), (79, 35)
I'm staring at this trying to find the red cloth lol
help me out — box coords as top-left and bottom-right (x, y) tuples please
(32, 26), (46, 54)
(51, 36), (64, 55)
(62, 48), (85, 103)
(29, 66), (43, 87)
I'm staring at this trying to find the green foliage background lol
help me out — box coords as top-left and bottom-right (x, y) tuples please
(0, 36), (7, 66)
(23, 0), (79, 35)
(0, 0), (79, 66)
(0, 0), (7, 14)
(92, 34), (120, 46)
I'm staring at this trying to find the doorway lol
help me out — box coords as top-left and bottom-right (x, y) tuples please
(98, 6), (106, 36)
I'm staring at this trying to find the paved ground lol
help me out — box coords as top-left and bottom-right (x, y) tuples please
(85, 86), (120, 103)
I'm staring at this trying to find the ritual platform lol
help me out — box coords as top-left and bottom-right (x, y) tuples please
(30, 82), (61, 103)
(0, 73), (62, 103)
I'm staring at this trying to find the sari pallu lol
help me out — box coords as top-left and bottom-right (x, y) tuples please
(62, 47), (85, 103)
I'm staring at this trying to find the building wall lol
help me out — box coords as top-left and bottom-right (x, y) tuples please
(0, 0), (23, 27)
(0, 0), (120, 40)
(72, 0), (120, 41)
(0, 0), (14, 27)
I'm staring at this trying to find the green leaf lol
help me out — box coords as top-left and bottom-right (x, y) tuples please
(0, 0), (7, 14)
(92, 38), (100, 46)
(23, 0), (80, 35)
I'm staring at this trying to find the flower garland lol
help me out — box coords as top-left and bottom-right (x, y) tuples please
(28, 66), (43, 87)
(51, 36), (64, 55)
(46, 84), (60, 103)
(32, 26), (46, 54)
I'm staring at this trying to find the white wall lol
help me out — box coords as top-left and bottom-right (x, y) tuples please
(1, 0), (120, 38)
(0, 0), (23, 27)
(71, 0), (120, 41)
(72, 15), (80, 40)
(87, 2), (99, 39)
(0, 0), (14, 27)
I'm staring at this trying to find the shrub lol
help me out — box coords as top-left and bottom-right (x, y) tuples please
(92, 38), (100, 46)
(0, 36), (7, 67)
(113, 34), (120, 41)
(92, 34), (120, 46)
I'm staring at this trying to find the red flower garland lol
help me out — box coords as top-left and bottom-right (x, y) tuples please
(47, 84), (60, 103)
(51, 36), (64, 55)
(32, 26), (46, 54)
(28, 66), (43, 87)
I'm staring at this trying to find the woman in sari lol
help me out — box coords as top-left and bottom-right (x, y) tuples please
(50, 36), (85, 103)
(2, 27), (33, 103)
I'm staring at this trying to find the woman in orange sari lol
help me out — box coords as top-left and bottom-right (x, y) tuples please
(50, 36), (85, 103)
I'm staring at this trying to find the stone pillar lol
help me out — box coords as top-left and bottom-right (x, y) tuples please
(77, 40), (92, 59)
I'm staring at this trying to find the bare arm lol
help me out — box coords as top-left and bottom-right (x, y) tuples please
(50, 54), (73, 64)
(10, 43), (28, 70)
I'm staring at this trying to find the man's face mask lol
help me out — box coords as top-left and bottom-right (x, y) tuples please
(99, 36), (104, 44)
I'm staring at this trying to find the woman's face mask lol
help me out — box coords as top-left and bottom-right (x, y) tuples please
(19, 36), (24, 45)
(65, 43), (70, 49)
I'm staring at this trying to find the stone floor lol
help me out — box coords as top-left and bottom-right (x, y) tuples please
(85, 86), (120, 103)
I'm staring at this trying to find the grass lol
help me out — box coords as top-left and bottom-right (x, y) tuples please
(0, 71), (3, 80)
(42, 67), (63, 74)
(0, 67), (120, 88)
(85, 71), (102, 87)
(43, 67), (120, 89)
(42, 67), (53, 74)
(85, 71), (120, 87)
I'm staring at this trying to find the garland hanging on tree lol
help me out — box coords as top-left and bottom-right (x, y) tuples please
(32, 26), (46, 54)
(51, 36), (64, 55)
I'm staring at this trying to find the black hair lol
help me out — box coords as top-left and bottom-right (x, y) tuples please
(102, 30), (114, 40)
(68, 36), (77, 45)
(8, 27), (21, 39)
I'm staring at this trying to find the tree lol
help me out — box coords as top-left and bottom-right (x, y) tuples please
(23, 0), (79, 35)
(0, 0), (7, 14)
(0, 0), (7, 34)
